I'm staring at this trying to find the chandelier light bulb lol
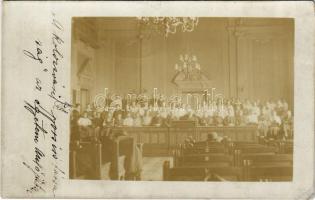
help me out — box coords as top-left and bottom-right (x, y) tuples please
(175, 64), (179, 71)
(138, 17), (199, 37)
(174, 53), (202, 80)
(179, 54), (184, 61)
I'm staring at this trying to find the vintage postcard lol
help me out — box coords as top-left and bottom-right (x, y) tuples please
(1, 1), (315, 199)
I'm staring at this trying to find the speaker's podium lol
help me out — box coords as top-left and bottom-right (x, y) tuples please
(169, 120), (197, 148)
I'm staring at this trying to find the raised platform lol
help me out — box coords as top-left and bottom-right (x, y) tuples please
(112, 126), (258, 156)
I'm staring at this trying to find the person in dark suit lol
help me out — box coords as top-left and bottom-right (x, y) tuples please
(151, 113), (162, 127)
(114, 113), (124, 127)
(207, 132), (223, 142)
(113, 104), (123, 118)
(70, 109), (80, 141)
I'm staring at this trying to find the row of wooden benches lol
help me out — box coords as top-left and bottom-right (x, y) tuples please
(172, 138), (293, 156)
(163, 140), (293, 181)
(69, 136), (141, 180)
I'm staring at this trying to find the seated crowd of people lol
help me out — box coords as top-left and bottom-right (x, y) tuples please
(70, 96), (293, 141)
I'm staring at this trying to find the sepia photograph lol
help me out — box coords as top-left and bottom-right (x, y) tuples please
(69, 17), (294, 182)
(2, 1), (315, 198)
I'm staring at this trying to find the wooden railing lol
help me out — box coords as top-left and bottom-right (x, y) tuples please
(112, 125), (258, 156)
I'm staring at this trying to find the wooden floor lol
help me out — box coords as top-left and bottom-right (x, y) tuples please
(141, 156), (173, 181)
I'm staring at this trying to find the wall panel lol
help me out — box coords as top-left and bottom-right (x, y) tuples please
(72, 18), (294, 107)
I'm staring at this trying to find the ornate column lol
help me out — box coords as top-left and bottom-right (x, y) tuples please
(226, 19), (245, 98)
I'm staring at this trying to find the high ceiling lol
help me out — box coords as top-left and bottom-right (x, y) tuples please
(72, 17), (293, 48)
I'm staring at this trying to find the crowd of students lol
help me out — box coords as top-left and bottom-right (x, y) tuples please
(70, 97), (293, 140)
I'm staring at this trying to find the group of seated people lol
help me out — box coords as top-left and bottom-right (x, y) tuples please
(70, 96), (293, 141)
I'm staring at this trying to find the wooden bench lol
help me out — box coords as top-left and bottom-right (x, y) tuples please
(70, 135), (142, 180)
(111, 136), (136, 180)
(243, 164), (293, 181)
(241, 154), (292, 166)
(204, 167), (243, 181)
(163, 161), (243, 181)
(241, 154), (293, 181)
(183, 147), (227, 154)
(265, 139), (293, 151)
(69, 141), (102, 180)
(176, 154), (233, 168)
(234, 146), (277, 154)
(171, 143), (228, 167)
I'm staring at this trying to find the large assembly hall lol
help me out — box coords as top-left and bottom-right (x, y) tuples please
(70, 17), (294, 181)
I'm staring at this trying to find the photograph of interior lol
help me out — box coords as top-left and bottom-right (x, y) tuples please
(69, 17), (294, 181)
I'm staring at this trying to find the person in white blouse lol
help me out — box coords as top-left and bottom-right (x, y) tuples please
(78, 112), (92, 127)
(138, 106), (145, 117)
(272, 110), (282, 125)
(123, 112), (134, 127)
(77, 112), (93, 139)
(178, 105), (187, 118)
(133, 113), (142, 127)
(247, 103), (260, 124)
(142, 111), (152, 126)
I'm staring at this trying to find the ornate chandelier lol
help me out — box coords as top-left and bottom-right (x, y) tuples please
(137, 17), (199, 37)
(174, 54), (201, 80)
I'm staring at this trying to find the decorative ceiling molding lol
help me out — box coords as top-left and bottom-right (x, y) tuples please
(226, 24), (292, 39)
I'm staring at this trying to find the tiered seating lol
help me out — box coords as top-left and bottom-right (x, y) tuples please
(164, 136), (293, 181)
